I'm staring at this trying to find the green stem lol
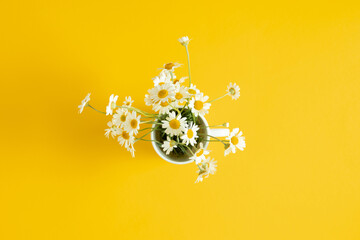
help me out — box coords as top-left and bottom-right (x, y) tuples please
(185, 45), (192, 87)
(208, 93), (229, 103)
(135, 130), (153, 142)
(87, 104), (106, 114)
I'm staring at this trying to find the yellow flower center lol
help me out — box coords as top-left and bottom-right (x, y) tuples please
(158, 89), (168, 99)
(122, 131), (130, 140)
(165, 63), (175, 70)
(187, 129), (194, 138)
(175, 92), (183, 100)
(178, 100), (186, 106)
(188, 89), (197, 95)
(120, 114), (126, 122)
(194, 100), (204, 110)
(130, 119), (138, 129)
(229, 88), (236, 95)
(169, 119), (181, 129)
(173, 79), (179, 84)
(196, 149), (204, 157)
(160, 101), (169, 107)
(231, 136), (239, 145)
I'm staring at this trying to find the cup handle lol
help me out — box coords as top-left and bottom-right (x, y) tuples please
(208, 128), (230, 137)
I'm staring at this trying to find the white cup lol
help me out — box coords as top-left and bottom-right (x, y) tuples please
(151, 115), (229, 164)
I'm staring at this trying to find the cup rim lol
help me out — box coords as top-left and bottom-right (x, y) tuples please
(151, 115), (209, 165)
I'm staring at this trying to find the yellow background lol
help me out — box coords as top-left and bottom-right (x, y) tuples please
(1, 0), (360, 239)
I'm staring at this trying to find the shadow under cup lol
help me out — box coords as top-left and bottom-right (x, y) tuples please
(151, 116), (209, 164)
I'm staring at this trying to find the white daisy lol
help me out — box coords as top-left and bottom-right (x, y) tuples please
(225, 128), (246, 156)
(189, 93), (211, 117)
(148, 82), (176, 103)
(112, 108), (128, 128)
(106, 94), (118, 115)
(178, 36), (190, 46)
(190, 142), (210, 164)
(144, 94), (153, 106)
(153, 70), (172, 86)
(117, 129), (135, 148)
(174, 85), (189, 108)
(187, 84), (200, 96)
(181, 123), (199, 146)
(195, 157), (217, 183)
(104, 121), (121, 138)
(162, 62), (181, 72)
(161, 136), (178, 155)
(161, 112), (188, 136)
(227, 82), (240, 100)
(123, 96), (134, 107)
(78, 93), (90, 114)
(173, 76), (188, 85)
(124, 111), (141, 135)
(152, 99), (172, 115)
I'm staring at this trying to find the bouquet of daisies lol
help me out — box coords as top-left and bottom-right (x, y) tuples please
(78, 36), (246, 183)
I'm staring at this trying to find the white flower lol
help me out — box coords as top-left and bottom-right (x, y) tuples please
(153, 70), (173, 86)
(162, 136), (178, 155)
(124, 111), (141, 135)
(148, 82), (176, 103)
(104, 121), (121, 138)
(174, 85), (189, 108)
(78, 93), (90, 114)
(152, 99), (172, 115)
(173, 76), (188, 85)
(117, 129), (135, 148)
(225, 128), (246, 156)
(195, 157), (217, 183)
(190, 142), (210, 164)
(123, 96), (134, 107)
(161, 112), (188, 136)
(144, 94), (153, 106)
(126, 144), (135, 158)
(178, 36), (190, 46)
(181, 123), (199, 146)
(162, 62), (181, 72)
(112, 108), (128, 128)
(189, 93), (211, 117)
(187, 84), (200, 96)
(106, 94), (118, 115)
(227, 82), (240, 100)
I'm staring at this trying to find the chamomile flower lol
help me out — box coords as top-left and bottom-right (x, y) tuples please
(161, 112), (188, 136)
(144, 94), (153, 106)
(189, 93), (211, 117)
(152, 99), (172, 115)
(224, 128), (246, 156)
(148, 82), (176, 103)
(106, 94), (118, 115)
(190, 142), (210, 164)
(181, 123), (199, 146)
(227, 83), (240, 100)
(187, 84), (200, 96)
(123, 96), (134, 107)
(78, 93), (90, 114)
(118, 129), (135, 148)
(174, 85), (189, 108)
(153, 70), (173, 86)
(104, 121), (121, 138)
(178, 36), (190, 46)
(112, 108), (128, 128)
(162, 62), (181, 72)
(162, 136), (178, 155)
(195, 157), (217, 183)
(173, 76), (188, 85)
(124, 111), (141, 135)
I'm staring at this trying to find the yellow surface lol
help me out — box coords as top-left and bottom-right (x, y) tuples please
(1, 1), (360, 239)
